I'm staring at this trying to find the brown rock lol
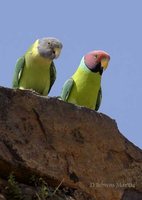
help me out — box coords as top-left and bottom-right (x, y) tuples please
(0, 86), (142, 200)
(0, 194), (6, 200)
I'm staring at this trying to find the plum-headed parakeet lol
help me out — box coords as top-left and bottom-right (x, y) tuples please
(12, 37), (63, 96)
(60, 50), (110, 110)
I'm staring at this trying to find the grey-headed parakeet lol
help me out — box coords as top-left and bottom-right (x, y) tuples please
(12, 37), (63, 95)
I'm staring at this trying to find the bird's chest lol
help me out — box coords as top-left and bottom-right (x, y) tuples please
(70, 70), (101, 108)
(20, 58), (51, 93)
(27, 64), (50, 83)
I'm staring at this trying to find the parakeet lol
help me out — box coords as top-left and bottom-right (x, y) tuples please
(60, 50), (110, 110)
(12, 37), (63, 96)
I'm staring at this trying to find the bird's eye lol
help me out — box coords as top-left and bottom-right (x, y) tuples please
(48, 42), (50, 45)
(94, 55), (98, 59)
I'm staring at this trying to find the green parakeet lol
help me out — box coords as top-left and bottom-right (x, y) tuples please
(12, 37), (63, 96)
(60, 50), (110, 110)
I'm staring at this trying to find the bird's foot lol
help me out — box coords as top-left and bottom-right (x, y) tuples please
(19, 88), (40, 95)
(56, 96), (62, 100)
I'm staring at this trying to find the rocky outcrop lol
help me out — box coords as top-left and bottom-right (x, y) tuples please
(0, 86), (142, 200)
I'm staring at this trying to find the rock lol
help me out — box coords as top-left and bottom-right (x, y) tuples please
(0, 194), (6, 200)
(0, 86), (142, 200)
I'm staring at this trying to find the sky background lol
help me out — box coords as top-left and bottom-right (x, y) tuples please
(0, 0), (141, 149)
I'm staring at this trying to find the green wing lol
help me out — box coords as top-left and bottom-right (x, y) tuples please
(48, 62), (56, 94)
(60, 78), (74, 101)
(95, 87), (102, 111)
(12, 56), (25, 88)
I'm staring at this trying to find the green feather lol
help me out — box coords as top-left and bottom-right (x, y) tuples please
(48, 62), (56, 94)
(60, 78), (74, 101)
(12, 56), (25, 88)
(95, 87), (102, 111)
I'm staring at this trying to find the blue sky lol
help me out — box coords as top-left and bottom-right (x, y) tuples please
(0, 0), (142, 148)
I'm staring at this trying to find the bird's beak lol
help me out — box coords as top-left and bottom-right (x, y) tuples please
(101, 58), (110, 70)
(54, 48), (61, 59)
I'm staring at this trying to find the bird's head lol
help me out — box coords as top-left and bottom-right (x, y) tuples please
(38, 37), (63, 60)
(84, 50), (110, 75)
